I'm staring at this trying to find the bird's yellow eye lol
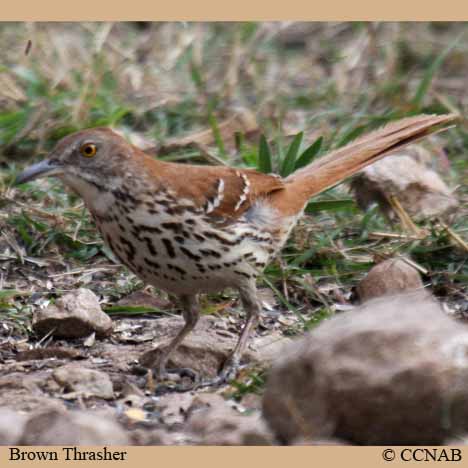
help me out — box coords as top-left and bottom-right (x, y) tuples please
(80, 143), (97, 158)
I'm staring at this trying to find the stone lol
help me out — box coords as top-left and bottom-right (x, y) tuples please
(19, 409), (129, 445)
(32, 288), (113, 338)
(356, 257), (425, 302)
(350, 154), (458, 221)
(263, 293), (468, 445)
(52, 365), (114, 399)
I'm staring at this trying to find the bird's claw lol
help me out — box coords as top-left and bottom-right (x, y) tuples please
(153, 367), (200, 394)
(196, 357), (242, 388)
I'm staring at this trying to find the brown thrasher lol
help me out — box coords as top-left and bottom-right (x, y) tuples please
(15, 114), (456, 384)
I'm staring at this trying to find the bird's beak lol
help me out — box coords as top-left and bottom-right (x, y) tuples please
(15, 159), (64, 185)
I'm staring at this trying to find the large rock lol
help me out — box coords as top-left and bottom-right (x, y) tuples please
(33, 288), (113, 338)
(350, 153), (458, 221)
(19, 409), (129, 445)
(263, 293), (468, 445)
(356, 257), (425, 302)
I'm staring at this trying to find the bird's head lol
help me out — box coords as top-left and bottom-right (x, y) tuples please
(14, 127), (150, 214)
(16, 128), (136, 191)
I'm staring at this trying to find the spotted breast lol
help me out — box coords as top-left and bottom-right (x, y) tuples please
(90, 167), (291, 296)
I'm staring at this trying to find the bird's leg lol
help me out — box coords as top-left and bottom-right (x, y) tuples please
(153, 294), (200, 383)
(217, 282), (261, 383)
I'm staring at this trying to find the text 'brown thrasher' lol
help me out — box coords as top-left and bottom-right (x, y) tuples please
(16, 114), (457, 383)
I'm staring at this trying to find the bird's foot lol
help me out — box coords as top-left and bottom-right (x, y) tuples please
(151, 366), (200, 394)
(197, 356), (241, 388)
(130, 360), (199, 393)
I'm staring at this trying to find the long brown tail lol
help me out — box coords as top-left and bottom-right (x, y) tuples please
(271, 113), (458, 215)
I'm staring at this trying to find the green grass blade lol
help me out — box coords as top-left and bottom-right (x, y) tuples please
(336, 124), (366, 148)
(294, 136), (323, 170)
(305, 199), (358, 213)
(208, 108), (226, 157)
(280, 132), (303, 177)
(189, 60), (204, 90)
(104, 305), (163, 315)
(257, 135), (273, 174)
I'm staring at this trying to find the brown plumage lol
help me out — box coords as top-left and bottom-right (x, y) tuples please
(15, 113), (457, 384)
(138, 159), (285, 220)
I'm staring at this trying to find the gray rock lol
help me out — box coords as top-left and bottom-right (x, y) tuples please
(263, 293), (468, 445)
(19, 409), (129, 445)
(33, 288), (113, 338)
(53, 365), (114, 399)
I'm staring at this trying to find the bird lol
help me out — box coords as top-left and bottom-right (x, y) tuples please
(15, 113), (456, 384)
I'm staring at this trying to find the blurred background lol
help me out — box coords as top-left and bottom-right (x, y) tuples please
(0, 22), (467, 162)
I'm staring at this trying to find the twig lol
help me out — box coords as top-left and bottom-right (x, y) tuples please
(438, 219), (468, 253)
(387, 195), (427, 239)
(368, 231), (427, 241)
